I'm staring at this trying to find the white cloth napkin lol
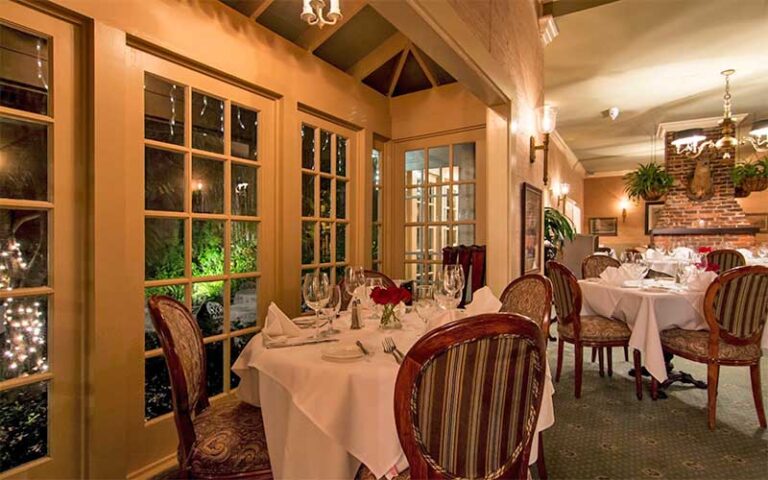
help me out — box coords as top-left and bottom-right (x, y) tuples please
(687, 271), (718, 292)
(672, 247), (694, 259)
(262, 302), (301, 342)
(737, 248), (754, 259)
(599, 265), (641, 286)
(644, 249), (658, 260)
(464, 286), (502, 315)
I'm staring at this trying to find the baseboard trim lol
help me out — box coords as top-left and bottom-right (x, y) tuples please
(127, 453), (177, 480)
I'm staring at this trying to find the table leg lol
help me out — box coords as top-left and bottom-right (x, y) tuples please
(607, 348), (613, 377)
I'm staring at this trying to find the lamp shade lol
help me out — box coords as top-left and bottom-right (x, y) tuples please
(750, 119), (768, 137)
(536, 105), (558, 134)
(671, 128), (706, 147)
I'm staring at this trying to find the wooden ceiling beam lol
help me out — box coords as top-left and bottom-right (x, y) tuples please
(347, 32), (409, 80)
(248, 0), (274, 19)
(410, 44), (437, 87)
(388, 47), (409, 97)
(295, 0), (368, 51)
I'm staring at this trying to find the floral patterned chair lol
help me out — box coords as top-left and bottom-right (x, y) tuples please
(547, 261), (643, 400)
(706, 249), (746, 273)
(338, 270), (397, 311)
(655, 265), (768, 430)
(581, 254), (629, 365)
(147, 296), (272, 479)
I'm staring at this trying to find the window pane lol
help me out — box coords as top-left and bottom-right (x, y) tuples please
(428, 225), (449, 261)
(144, 74), (184, 146)
(191, 91), (224, 153)
(320, 130), (331, 173)
(372, 224), (381, 261)
(145, 355), (172, 420)
(319, 177), (332, 218)
(405, 149), (424, 185)
(428, 146), (450, 184)
(232, 163), (258, 216)
(205, 341), (224, 396)
(192, 156), (224, 214)
(427, 186), (450, 222)
(405, 187), (423, 223)
(230, 332), (255, 388)
(301, 124), (315, 170)
(0, 296), (48, 380)
(456, 224), (475, 246)
(192, 220), (224, 277)
(453, 143), (476, 181)
(0, 25), (49, 115)
(319, 222), (332, 263)
(145, 147), (184, 212)
(192, 281), (224, 337)
(145, 218), (185, 281)
(0, 209), (48, 288)
(302, 174), (315, 217)
(0, 117), (48, 201)
(372, 186), (381, 222)
(405, 226), (424, 259)
(336, 135), (347, 176)
(0, 381), (48, 471)
(231, 105), (258, 160)
(336, 223), (346, 262)
(454, 184), (475, 221)
(302, 221), (315, 264)
(372, 149), (381, 185)
(336, 180), (346, 219)
(231, 278), (258, 331)
(334, 265), (345, 285)
(144, 284), (185, 351)
(231, 221), (258, 274)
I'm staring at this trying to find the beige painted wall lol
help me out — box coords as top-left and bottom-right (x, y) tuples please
(738, 189), (768, 243)
(583, 176), (648, 251)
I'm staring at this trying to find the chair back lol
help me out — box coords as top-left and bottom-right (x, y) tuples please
(500, 274), (553, 333)
(547, 261), (582, 332)
(147, 296), (209, 463)
(442, 245), (487, 307)
(707, 249), (746, 273)
(704, 266), (768, 345)
(338, 270), (396, 311)
(582, 254), (621, 279)
(394, 314), (546, 479)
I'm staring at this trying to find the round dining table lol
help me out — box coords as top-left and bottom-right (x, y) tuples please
(232, 310), (555, 480)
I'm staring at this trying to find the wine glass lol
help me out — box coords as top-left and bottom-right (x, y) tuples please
(303, 272), (331, 339)
(442, 265), (465, 300)
(414, 285), (437, 331)
(344, 266), (366, 308)
(321, 285), (342, 335)
(365, 277), (384, 318)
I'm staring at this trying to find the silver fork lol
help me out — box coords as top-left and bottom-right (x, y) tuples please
(382, 338), (401, 364)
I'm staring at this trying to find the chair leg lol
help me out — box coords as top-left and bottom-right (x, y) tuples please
(591, 347), (597, 362)
(536, 433), (548, 480)
(633, 349), (642, 401)
(651, 377), (659, 401)
(598, 347), (605, 377)
(624, 345), (629, 362)
(707, 362), (720, 430)
(575, 343), (583, 399)
(607, 348), (613, 377)
(555, 339), (564, 383)
(749, 363), (767, 428)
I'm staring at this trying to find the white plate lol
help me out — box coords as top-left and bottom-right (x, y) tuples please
(321, 344), (364, 362)
(293, 316), (316, 327)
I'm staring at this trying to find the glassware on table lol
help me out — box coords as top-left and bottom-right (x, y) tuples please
(759, 243), (768, 259)
(414, 285), (437, 330)
(441, 265), (465, 300)
(321, 285), (342, 335)
(365, 277), (384, 319)
(344, 266), (366, 305)
(302, 272), (331, 339)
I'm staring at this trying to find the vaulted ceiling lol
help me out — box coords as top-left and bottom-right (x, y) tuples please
(218, 0), (456, 97)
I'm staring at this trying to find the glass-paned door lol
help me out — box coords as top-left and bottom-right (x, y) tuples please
(0, 6), (81, 478)
(371, 145), (384, 271)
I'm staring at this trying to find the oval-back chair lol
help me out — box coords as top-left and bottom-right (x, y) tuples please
(500, 274), (553, 334)
(338, 270), (397, 311)
(581, 254), (621, 279)
(706, 249), (746, 273)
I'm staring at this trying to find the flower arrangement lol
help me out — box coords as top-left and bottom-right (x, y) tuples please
(371, 286), (411, 329)
(698, 246), (712, 254)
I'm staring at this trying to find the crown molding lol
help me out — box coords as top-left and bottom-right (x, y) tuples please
(585, 169), (633, 178)
(550, 130), (587, 176)
(656, 113), (749, 138)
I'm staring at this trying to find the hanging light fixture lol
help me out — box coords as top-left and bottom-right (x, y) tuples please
(742, 118), (768, 152)
(301, 0), (342, 28)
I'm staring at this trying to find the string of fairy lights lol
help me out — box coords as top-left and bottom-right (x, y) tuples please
(0, 240), (47, 376)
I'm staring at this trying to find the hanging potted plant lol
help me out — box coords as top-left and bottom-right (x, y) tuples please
(544, 207), (575, 261)
(731, 157), (768, 193)
(623, 163), (675, 202)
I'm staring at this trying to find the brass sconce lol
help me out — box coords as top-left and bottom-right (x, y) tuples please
(553, 182), (570, 210)
(619, 198), (630, 223)
(530, 105), (558, 185)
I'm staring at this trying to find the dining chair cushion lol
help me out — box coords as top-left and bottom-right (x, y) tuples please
(582, 254), (621, 279)
(660, 328), (762, 363)
(499, 275), (551, 328)
(189, 400), (271, 477)
(557, 315), (631, 342)
(356, 466), (410, 480)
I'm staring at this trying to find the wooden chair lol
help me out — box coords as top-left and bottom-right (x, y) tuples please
(581, 255), (629, 365)
(654, 265), (768, 430)
(147, 296), (272, 479)
(706, 249), (746, 273)
(394, 313), (547, 479)
(338, 270), (396, 311)
(442, 245), (487, 307)
(547, 261), (643, 400)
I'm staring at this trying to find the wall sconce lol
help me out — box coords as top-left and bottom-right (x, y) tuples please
(530, 105), (558, 185)
(619, 198), (630, 223)
(552, 182), (570, 210)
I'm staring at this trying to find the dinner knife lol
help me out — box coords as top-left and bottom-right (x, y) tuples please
(355, 340), (370, 356)
(265, 338), (339, 349)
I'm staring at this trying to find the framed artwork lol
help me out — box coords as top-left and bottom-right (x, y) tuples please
(521, 182), (543, 274)
(745, 213), (768, 233)
(588, 217), (618, 236)
(644, 201), (665, 235)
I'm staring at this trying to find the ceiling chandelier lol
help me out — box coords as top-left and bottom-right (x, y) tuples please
(742, 118), (768, 152)
(301, 0), (342, 28)
(671, 69), (739, 159)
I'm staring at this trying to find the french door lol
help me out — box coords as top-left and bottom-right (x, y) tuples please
(0, 3), (82, 478)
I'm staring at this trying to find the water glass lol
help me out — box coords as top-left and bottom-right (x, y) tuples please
(344, 266), (366, 305)
(321, 285), (342, 335)
(302, 272), (331, 339)
(414, 285), (437, 330)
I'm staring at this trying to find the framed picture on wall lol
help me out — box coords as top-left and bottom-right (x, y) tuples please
(588, 217), (618, 236)
(745, 213), (768, 233)
(644, 201), (665, 235)
(521, 183), (543, 274)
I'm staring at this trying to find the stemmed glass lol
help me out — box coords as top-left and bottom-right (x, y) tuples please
(414, 285), (437, 332)
(302, 272), (331, 339)
(365, 277), (384, 318)
(442, 265), (465, 301)
(321, 285), (342, 336)
(344, 266), (366, 308)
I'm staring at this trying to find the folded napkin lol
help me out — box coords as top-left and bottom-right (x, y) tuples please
(644, 249), (658, 260)
(737, 248), (754, 259)
(672, 247), (694, 259)
(599, 265), (642, 286)
(464, 286), (502, 315)
(686, 271), (718, 292)
(262, 302), (301, 342)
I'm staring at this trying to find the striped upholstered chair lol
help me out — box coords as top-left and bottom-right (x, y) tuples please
(393, 314), (546, 479)
(148, 296), (272, 479)
(706, 249), (746, 273)
(547, 261), (643, 399)
(655, 265), (768, 430)
(581, 254), (621, 279)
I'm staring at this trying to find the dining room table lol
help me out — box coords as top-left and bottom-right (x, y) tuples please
(232, 308), (555, 480)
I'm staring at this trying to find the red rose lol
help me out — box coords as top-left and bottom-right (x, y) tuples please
(705, 262), (719, 273)
(370, 286), (411, 305)
(698, 246), (713, 254)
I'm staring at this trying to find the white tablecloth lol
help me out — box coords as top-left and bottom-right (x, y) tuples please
(579, 279), (768, 382)
(232, 312), (555, 480)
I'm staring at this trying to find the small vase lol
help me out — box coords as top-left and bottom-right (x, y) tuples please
(379, 304), (402, 330)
